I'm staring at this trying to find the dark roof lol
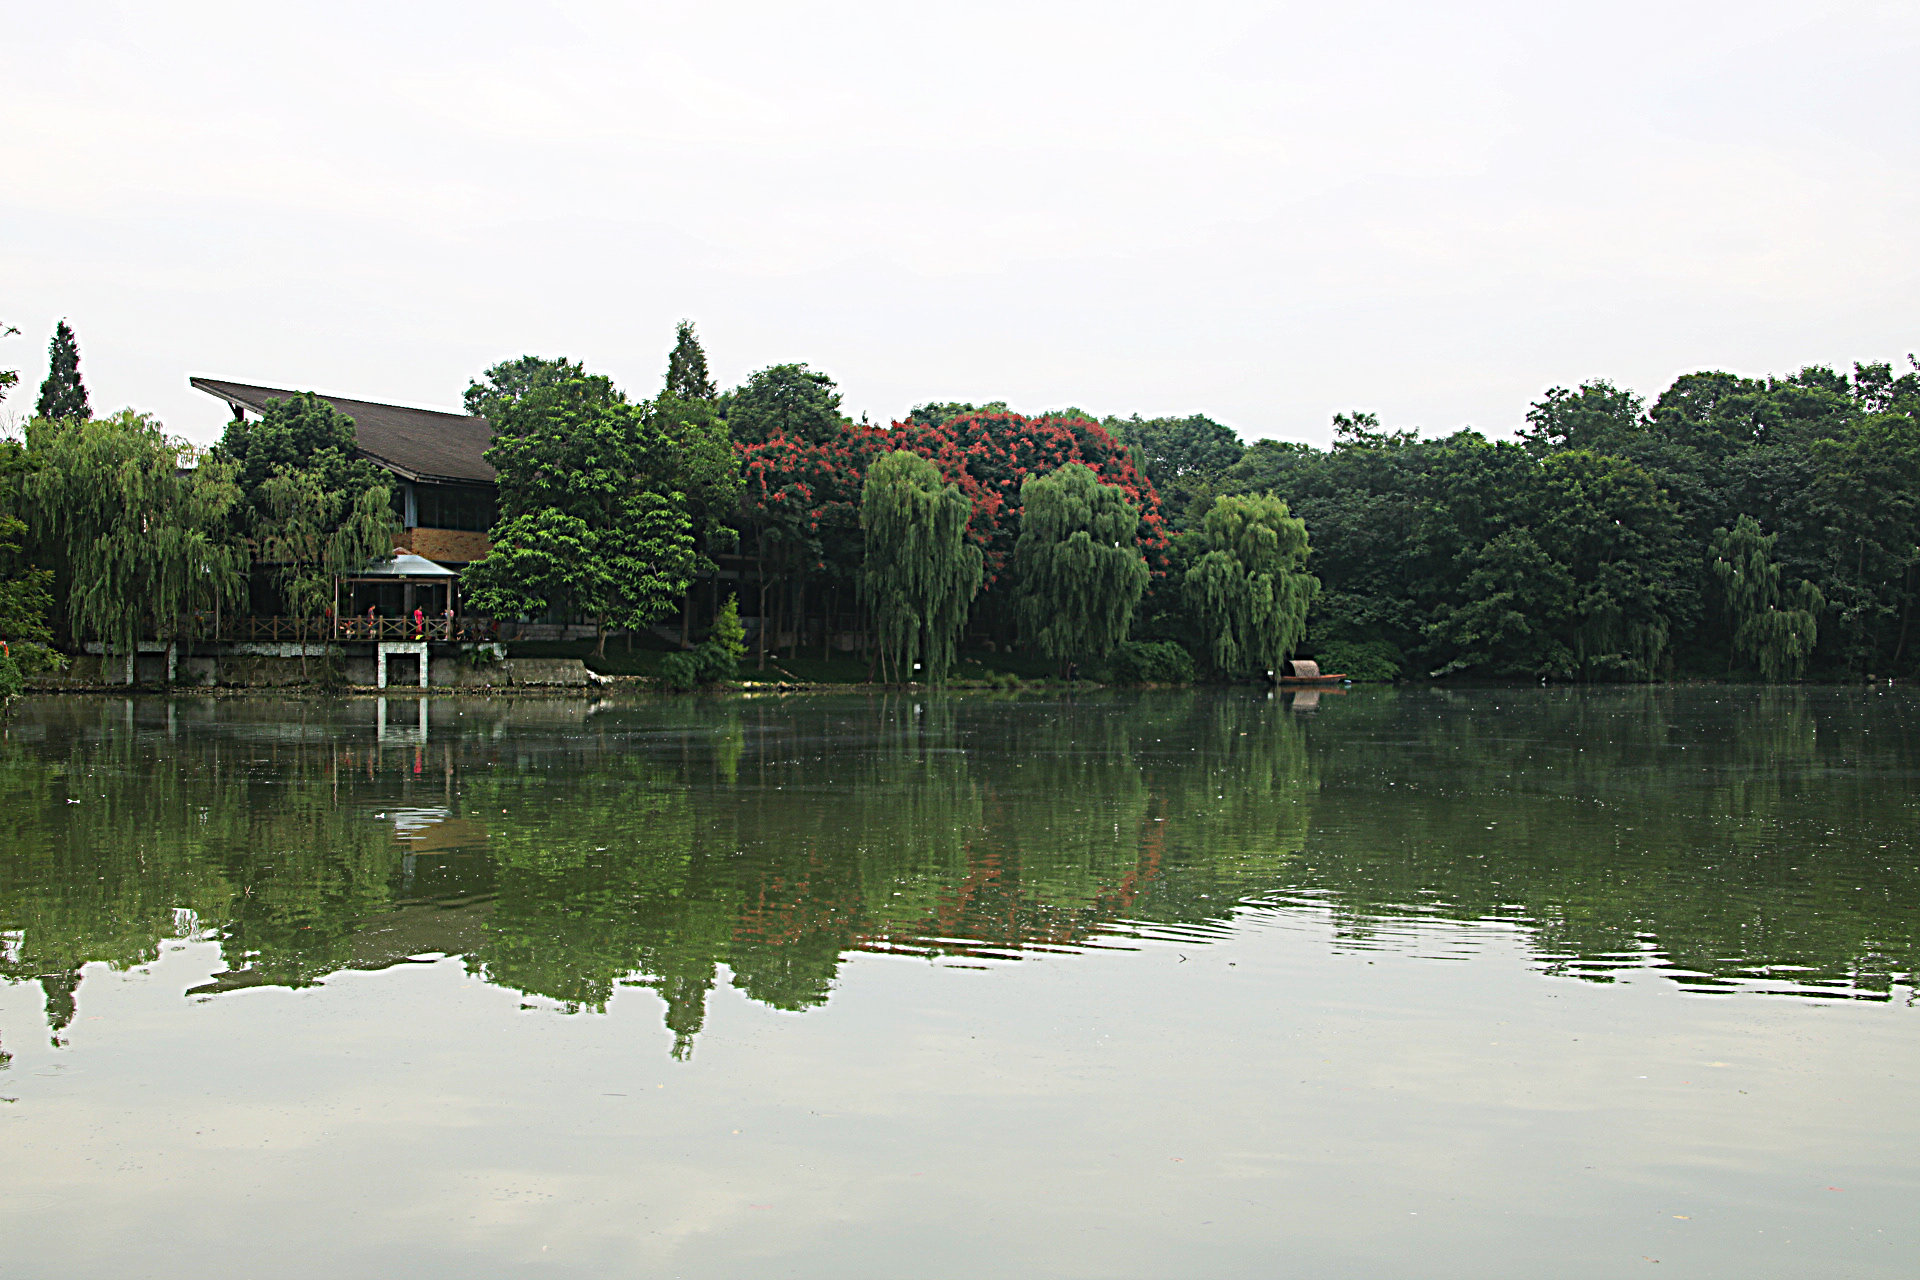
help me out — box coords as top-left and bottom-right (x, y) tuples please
(191, 377), (495, 485)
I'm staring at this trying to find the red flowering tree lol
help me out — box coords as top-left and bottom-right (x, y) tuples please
(886, 412), (1169, 584)
(735, 425), (890, 662)
(732, 412), (1170, 660)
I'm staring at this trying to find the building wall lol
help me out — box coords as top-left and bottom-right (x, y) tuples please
(397, 526), (491, 564)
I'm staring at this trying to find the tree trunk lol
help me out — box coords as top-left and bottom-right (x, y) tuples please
(793, 579), (807, 666)
(595, 613), (608, 659)
(756, 541), (768, 671)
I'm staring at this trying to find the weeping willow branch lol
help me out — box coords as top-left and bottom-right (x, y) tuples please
(1183, 492), (1317, 679)
(27, 412), (249, 658)
(860, 450), (982, 684)
(1012, 463), (1149, 671)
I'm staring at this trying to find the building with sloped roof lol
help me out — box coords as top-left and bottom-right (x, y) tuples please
(191, 377), (497, 566)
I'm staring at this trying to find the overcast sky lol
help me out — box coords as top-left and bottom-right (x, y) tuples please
(4, 0), (1917, 448)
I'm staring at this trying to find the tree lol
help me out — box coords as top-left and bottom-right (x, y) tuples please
(26, 412), (248, 669)
(1182, 493), (1317, 679)
(0, 510), (54, 649)
(461, 358), (698, 655)
(1519, 380), (1643, 455)
(905, 400), (1009, 428)
(724, 364), (844, 444)
(1525, 451), (1683, 678)
(0, 319), (18, 405)
(1104, 413), (1244, 525)
(665, 320), (717, 401)
(255, 467), (397, 673)
(0, 485), (56, 699)
(1012, 463), (1149, 671)
(0, 439), (53, 657)
(860, 450), (983, 684)
(1712, 515), (1821, 681)
(34, 321), (90, 422)
(212, 392), (398, 614)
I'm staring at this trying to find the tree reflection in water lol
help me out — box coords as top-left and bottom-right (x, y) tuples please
(0, 687), (1914, 1061)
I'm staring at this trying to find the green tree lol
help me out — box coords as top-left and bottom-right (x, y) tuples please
(905, 400), (1010, 428)
(34, 321), (90, 422)
(26, 412), (248, 667)
(1426, 529), (1577, 677)
(0, 510), (54, 648)
(0, 318), (19, 405)
(724, 363), (844, 444)
(860, 450), (983, 684)
(1183, 492), (1317, 679)
(1712, 515), (1822, 681)
(1527, 451), (1683, 678)
(1519, 380), (1644, 455)
(1012, 463), (1149, 672)
(462, 358), (698, 655)
(212, 392), (399, 611)
(1105, 413), (1244, 525)
(664, 319), (717, 401)
(0, 493), (56, 699)
(0, 437), (53, 660)
(254, 467), (397, 672)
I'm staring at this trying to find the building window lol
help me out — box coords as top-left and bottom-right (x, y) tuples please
(413, 484), (497, 532)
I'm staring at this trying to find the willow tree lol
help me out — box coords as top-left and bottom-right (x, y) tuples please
(860, 450), (982, 684)
(1184, 492), (1317, 679)
(1712, 514), (1821, 681)
(1012, 462), (1148, 672)
(27, 412), (248, 668)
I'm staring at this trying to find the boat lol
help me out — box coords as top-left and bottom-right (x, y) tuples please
(1272, 659), (1347, 686)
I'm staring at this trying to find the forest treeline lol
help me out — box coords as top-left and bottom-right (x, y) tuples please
(4, 313), (1919, 687)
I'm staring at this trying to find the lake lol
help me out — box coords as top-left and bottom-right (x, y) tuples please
(1, 687), (1915, 1278)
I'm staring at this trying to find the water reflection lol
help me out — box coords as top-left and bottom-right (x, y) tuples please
(0, 687), (1915, 1063)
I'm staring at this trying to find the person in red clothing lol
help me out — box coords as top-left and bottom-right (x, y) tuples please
(413, 607), (425, 639)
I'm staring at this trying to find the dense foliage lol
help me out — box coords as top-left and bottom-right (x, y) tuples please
(24, 413), (248, 657)
(462, 357), (728, 655)
(1220, 361), (1920, 680)
(212, 392), (399, 630)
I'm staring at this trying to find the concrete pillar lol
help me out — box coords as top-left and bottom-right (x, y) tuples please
(376, 641), (427, 690)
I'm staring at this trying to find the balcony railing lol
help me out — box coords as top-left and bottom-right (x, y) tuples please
(199, 616), (495, 643)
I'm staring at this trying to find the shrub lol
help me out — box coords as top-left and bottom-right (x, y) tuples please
(1107, 639), (1197, 685)
(659, 651), (700, 691)
(659, 596), (746, 691)
(1313, 638), (1402, 682)
(9, 642), (66, 676)
(0, 652), (20, 700)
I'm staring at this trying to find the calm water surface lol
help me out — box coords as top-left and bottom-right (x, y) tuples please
(1, 688), (1915, 1278)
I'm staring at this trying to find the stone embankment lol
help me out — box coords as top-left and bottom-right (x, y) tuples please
(29, 653), (605, 691)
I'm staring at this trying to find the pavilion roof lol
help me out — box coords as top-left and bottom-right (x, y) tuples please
(351, 553), (458, 580)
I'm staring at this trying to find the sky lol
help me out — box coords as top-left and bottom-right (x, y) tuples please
(3, 0), (1918, 448)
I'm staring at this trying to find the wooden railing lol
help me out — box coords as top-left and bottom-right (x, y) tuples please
(199, 616), (496, 643)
